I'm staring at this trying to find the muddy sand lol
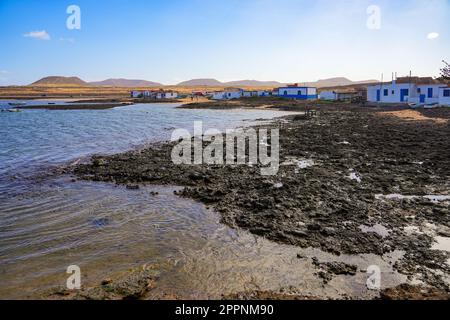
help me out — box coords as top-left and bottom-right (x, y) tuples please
(69, 104), (450, 299)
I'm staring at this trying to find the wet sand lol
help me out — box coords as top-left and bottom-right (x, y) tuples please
(67, 103), (450, 299)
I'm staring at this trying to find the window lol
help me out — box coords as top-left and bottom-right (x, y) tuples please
(417, 88), (421, 93)
(444, 89), (450, 97)
(392, 90), (395, 95)
(384, 89), (388, 96)
(428, 88), (433, 98)
(284, 90), (288, 96)
(298, 90), (302, 96)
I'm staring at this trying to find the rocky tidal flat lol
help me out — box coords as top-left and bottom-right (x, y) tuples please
(69, 106), (450, 299)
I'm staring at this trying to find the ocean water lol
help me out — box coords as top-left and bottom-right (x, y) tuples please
(0, 102), (309, 298)
(0, 102), (404, 299)
(0, 102), (293, 184)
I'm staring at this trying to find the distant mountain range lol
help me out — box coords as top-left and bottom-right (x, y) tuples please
(175, 79), (283, 87)
(225, 80), (284, 87)
(176, 77), (378, 87)
(302, 77), (379, 88)
(31, 76), (163, 87)
(89, 78), (163, 87)
(30, 76), (379, 88)
(31, 76), (89, 86)
(176, 78), (224, 87)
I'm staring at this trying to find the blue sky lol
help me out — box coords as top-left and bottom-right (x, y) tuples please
(0, 0), (449, 85)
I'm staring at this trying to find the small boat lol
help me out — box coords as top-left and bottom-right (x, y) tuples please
(8, 102), (27, 107)
(7, 108), (21, 112)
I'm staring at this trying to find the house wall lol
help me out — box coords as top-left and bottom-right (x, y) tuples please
(319, 91), (337, 100)
(277, 87), (318, 100)
(212, 91), (243, 100)
(226, 91), (243, 99)
(439, 87), (450, 106)
(367, 83), (414, 103)
(337, 93), (357, 100)
(243, 91), (257, 97)
(131, 91), (142, 98)
(165, 92), (178, 99)
(307, 87), (317, 96)
(410, 84), (442, 104)
(212, 92), (225, 100)
(368, 82), (446, 104)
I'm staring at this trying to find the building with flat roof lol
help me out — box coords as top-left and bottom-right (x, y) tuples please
(277, 84), (317, 100)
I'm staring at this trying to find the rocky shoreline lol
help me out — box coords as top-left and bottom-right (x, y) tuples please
(68, 105), (450, 299)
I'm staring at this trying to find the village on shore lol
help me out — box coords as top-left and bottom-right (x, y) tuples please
(130, 76), (450, 107)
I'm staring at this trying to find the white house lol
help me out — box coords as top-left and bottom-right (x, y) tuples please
(211, 88), (244, 100)
(131, 90), (178, 99)
(277, 84), (318, 100)
(410, 84), (442, 104)
(131, 90), (143, 98)
(367, 77), (444, 105)
(155, 91), (178, 99)
(243, 90), (258, 98)
(439, 86), (450, 106)
(257, 90), (270, 97)
(167, 91), (178, 99)
(320, 90), (361, 101)
(319, 91), (337, 100)
(242, 90), (271, 98)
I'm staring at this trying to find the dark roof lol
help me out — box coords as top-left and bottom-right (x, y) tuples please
(396, 76), (439, 85)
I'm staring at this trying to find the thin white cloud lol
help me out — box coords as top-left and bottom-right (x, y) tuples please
(23, 30), (51, 40)
(427, 32), (439, 40)
(0, 70), (9, 74)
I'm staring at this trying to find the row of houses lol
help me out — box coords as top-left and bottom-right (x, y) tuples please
(131, 89), (178, 99)
(299, 76), (450, 106)
(129, 76), (450, 106)
(367, 77), (449, 106)
(211, 84), (318, 100)
(211, 85), (366, 102)
(211, 88), (277, 100)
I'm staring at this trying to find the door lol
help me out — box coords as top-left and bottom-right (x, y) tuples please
(400, 89), (409, 102)
(420, 94), (426, 103)
(376, 90), (380, 102)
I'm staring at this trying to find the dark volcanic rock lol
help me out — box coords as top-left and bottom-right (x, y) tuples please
(380, 284), (450, 300)
(71, 107), (450, 291)
(312, 258), (358, 283)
